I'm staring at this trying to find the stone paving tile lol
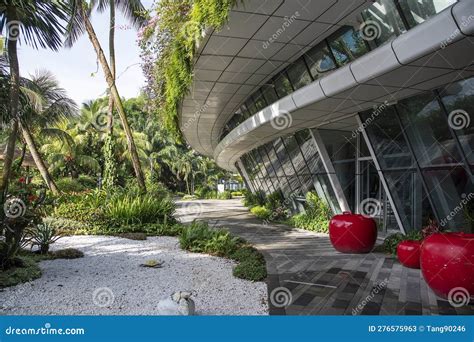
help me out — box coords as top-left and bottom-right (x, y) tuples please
(176, 200), (474, 316)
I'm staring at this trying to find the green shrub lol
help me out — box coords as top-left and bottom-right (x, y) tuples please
(77, 175), (97, 189)
(217, 190), (232, 200)
(0, 256), (41, 288)
(56, 178), (86, 193)
(382, 230), (422, 255)
(105, 193), (175, 226)
(178, 221), (266, 281)
(289, 192), (331, 233)
(250, 205), (271, 220)
(182, 194), (197, 200)
(231, 191), (243, 197)
(27, 222), (62, 254)
(243, 189), (266, 208)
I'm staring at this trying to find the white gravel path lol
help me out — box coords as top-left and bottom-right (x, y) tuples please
(0, 236), (268, 315)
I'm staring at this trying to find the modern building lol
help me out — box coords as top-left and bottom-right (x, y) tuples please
(179, 0), (473, 235)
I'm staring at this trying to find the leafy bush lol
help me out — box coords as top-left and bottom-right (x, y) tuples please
(77, 175), (97, 189)
(178, 221), (266, 281)
(250, 205), (271, 220)
(243, 189), (266, 208)
(182, 194), (197, 200)
(217, 190), (232, 200)
(52, 248), (84, 259)
(56, 178), (86, 193)
(289, 192), (331, 233)
(105, 193), (175, 226)
(27, 222), (62, 254)
(382, 230), (423, 255)
(0, 255), (41, 288)
(231, 191), (243, 197)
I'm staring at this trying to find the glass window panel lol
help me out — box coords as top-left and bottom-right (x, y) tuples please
(304, 42), (337, 80)
(265, 143), (292, 195)
(246, 99), (258, 116)
(261, 85), (279, 104)
(273, 73), (293, 98)
(360, 0), (407, 47)
(286, 59), (313, 90)
(283, 136), (314, 193)
(273, 139), (301, 194)
(397, 92), (463, 167)
(439, 77), (474, 166)
(398, 0), (456, 28)
(328, 26), (369, 66)
(253, 90), (267, 112)
(241, 104), (251, 119)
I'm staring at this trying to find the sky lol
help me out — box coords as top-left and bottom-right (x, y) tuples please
(18, 0), (154, 106)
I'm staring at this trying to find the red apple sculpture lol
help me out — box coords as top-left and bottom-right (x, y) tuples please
(329, 211), (377, 253)
(420, 232), (474, 299)
(397, 240), (421, 269)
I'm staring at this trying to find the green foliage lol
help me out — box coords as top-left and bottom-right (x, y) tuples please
(178, 221), (266, 281)
(0, 256), (42, 288)
(117, 232), (148, 241)
(182, 194), (198, 200)
(289, 192), (331, 233)
(27, 222), (62, 254)
(382, 230), (423, 256)
(217, 190), (232, 200)
(56, 178), (86, 193)
(250, 206), (271, 220)
(141, 0), (238, 139)
(102, 135), (118, 190)
(52, 248), (84, 259)
(231, 191), (243, 197)
(243, 189), (266, 208)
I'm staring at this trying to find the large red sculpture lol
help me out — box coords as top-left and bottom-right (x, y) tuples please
(420, 233), (474, 299)
(329, 211), (377, 253)
(397, 240), (421, 269)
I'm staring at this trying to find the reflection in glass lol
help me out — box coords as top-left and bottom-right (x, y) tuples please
(328, 27), (369, 66)
(304, 42), (337, 80)
(286, 59), (313, 90)
(273, 72), (293, 98)
(261, 85), (279, 105)
(398, 0), (456, 28)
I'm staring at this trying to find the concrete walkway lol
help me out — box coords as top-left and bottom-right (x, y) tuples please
(176, 199), (474, 316)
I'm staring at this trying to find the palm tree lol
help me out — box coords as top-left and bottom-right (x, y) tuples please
(0, 1), (68, 197)
(19, 71), (78, 193)
(65, 0), (146, 191)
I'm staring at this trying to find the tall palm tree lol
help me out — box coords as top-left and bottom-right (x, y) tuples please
(19, 71), (78, 193)
(65, 0), (146, 191)
(0, 0), (68, 197)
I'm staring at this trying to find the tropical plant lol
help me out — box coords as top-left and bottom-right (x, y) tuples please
(0, 0), (69, 196)
(65, 0), (147, 191)
(290, 192), (332, 233)
(250, 205), (271, 220)
(27, 222), (62, 254)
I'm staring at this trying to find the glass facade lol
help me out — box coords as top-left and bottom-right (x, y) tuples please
(219, 0), (458, 143)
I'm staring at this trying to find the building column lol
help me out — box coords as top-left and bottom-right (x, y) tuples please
(236, 160), (255, 193)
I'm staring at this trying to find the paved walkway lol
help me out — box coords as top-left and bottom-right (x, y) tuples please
(175, 199), (474, 316)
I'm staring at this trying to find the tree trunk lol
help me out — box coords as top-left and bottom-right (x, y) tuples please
(20, 123), (59, 194)
(107, 0), (116, 134)
(0, 10), (20, 199)
(15, 143), (27, 172)
(81, 4), (146, 192)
